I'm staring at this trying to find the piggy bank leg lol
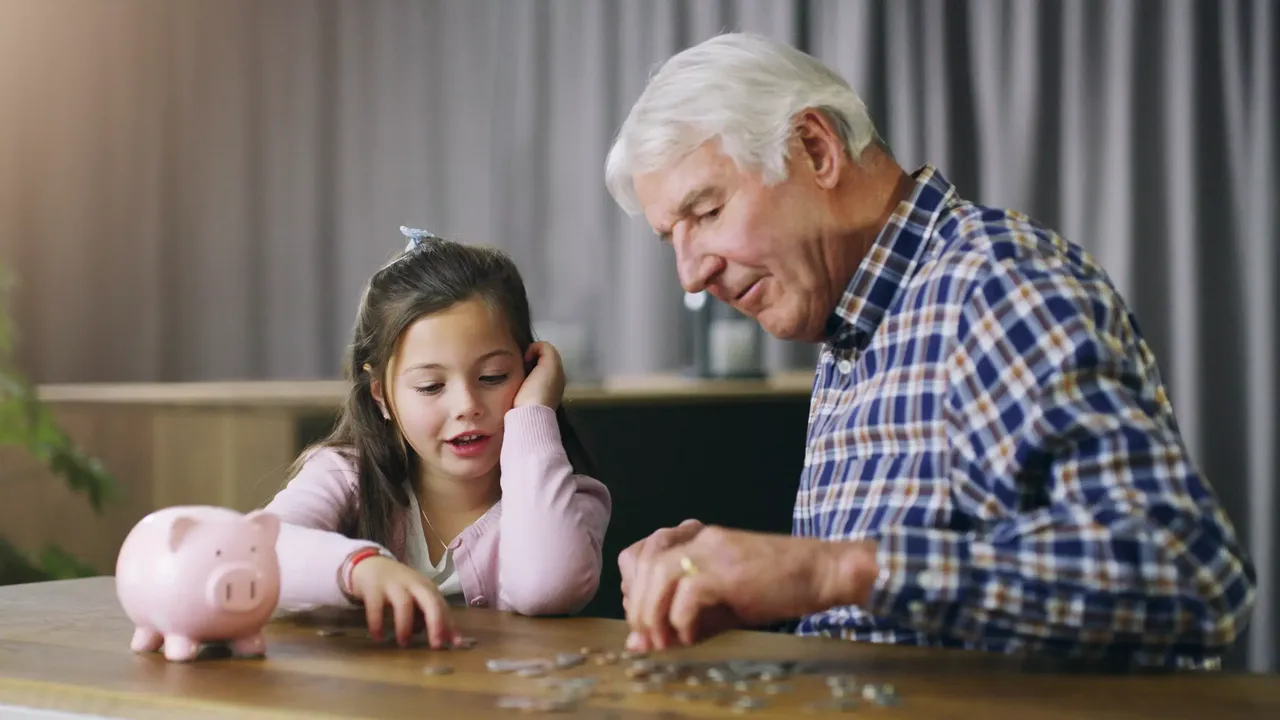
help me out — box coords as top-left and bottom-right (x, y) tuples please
(130, 627), (163, 653)
(161, 635), (201, 662)
(230, 632), (266, 658)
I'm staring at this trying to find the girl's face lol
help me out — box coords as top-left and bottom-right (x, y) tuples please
(373, 297), (525, 484)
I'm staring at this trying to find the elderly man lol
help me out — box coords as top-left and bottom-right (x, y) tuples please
(603, 33), (1255, 670)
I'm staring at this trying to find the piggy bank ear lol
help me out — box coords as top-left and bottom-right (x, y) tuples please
(244, 510), (281, 545)
(168, 516), (198, 552)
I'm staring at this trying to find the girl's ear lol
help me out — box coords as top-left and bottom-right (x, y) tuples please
(365, 363), (390, 420)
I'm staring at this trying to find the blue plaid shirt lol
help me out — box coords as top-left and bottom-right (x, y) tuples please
(793, 165), (1256, 670)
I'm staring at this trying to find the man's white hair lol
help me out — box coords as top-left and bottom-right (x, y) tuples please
(604, 32), (880, 217)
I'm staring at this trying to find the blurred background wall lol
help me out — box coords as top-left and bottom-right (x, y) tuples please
(0, 0), (1274, 672)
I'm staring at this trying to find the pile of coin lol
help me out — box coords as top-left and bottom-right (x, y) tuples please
(484, 648), (903, 713)
(313, 631), (905, 714)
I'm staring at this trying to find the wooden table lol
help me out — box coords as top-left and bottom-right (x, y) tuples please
(0, 579), (1275, 719)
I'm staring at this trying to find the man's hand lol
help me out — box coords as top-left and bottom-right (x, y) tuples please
(622, 525), (880, 651)
(618, 518), (706, 612)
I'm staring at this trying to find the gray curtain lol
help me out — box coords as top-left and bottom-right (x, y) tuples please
(0, 0), (1273, 672)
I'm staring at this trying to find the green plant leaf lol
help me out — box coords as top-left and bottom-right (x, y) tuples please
(0, 258), (116, 585)
(36, 544), (99, 580)
(0, 536), (52, 585)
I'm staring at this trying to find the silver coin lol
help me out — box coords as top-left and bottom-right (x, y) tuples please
(421, 665), (453, 676)
(869, 683), (900, 706)
(485, 658), (550, 673)
(554, 652), (585, 669)
(315, 627), (344, 637)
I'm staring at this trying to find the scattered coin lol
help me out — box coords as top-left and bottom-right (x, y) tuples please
(579, 646), (597, 655)
(762, 682), (792, 695)
(450, 636), (477, 650)
(485, 658), (552, 673)
(866, 683), (899, 706)
(620, 649), (648, 659)
(421, 665), (453, 676)
(593, 651), (618, 665)
(315, 627), (344, 637)
(516, 667), (548, 678)
(731, 695), (766, 714)
(553, 652), (585, 669)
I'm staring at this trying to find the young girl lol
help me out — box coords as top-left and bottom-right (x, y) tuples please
(265, 227), (611, 649)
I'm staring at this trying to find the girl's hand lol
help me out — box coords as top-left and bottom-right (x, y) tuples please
(513, 341), (566, 409)
(349, 557), (459, 649)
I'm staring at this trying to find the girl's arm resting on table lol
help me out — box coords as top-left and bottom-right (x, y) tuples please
(496, 405), (612, 616)
(263, 447), (388, 610)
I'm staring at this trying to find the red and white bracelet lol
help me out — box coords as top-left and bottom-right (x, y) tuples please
(339, 546), (393, 603)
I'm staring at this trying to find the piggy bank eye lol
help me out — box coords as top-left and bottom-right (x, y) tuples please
(250, 546), (257, 553)
(215, 550), (222, 557)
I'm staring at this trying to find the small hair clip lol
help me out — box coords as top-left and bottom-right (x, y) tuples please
(399, 226), (441, 252)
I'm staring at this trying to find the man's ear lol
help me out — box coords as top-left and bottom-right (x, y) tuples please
(794, 109), (845, 190)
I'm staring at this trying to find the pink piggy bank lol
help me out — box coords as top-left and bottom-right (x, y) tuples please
(115, 505), (281, 662)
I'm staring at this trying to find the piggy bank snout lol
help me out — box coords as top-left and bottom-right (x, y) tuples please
(206, 564), (271, 613)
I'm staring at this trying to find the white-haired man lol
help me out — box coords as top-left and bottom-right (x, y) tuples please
(607, 32), (1255, 670)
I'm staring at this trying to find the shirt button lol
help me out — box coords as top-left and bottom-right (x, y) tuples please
(837, 358), (853, 374)
(909, 601), (926, 616)
(917, 571), (935, 589)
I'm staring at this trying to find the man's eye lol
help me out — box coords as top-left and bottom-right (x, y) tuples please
(700, 207), (722, 222)
(480, 374), (509, 385)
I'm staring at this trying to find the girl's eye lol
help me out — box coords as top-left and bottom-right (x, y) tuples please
(415, 384), (444, 396)
(480, 374), (509, 385)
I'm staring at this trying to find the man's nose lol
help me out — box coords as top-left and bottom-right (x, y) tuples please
(674, 231), (724, 294)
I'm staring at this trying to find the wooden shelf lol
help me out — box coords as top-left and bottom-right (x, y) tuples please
(36, 371), (815, 408)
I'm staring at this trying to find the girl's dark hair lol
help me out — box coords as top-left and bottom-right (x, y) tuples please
(288, 234), (599, 549)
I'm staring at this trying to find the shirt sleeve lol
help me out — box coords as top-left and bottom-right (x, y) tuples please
(264, 447), (387, 611)
(495, 405), (612, 616)
(863, 260), (1257, 668)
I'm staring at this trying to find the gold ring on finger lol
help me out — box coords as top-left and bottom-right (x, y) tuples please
(680, 555), (699, 577)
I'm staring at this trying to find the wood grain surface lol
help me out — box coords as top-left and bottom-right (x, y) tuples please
(0, 577), (1274, 719)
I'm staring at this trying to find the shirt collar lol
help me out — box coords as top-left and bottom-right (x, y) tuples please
(826, 164), (956, 351)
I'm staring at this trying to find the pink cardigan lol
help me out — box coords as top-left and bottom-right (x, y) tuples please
(265, 405), (611, 616)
